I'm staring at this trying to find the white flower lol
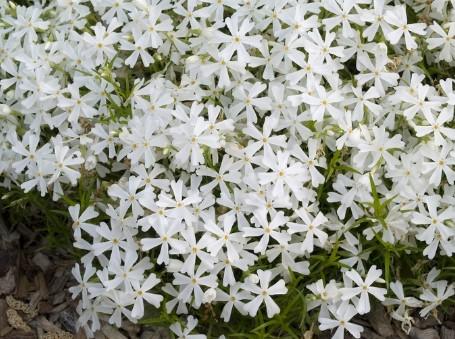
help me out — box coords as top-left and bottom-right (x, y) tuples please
(303, 29), (344, 66)
(319, 302), (363, 339)
(69, 263), (98, 309)
(230, 82), (272, 124)
(156, 180), (202, 226)
(383, 281), (422, 314)
(354, 126), (404, 169)
(215, 283), (251, 321)
(243, 210), (289, 254)
(180, 226), (216, 274)
(356, 48), (399, 95)
(203, 213), (244, 263)
(242, 269), (287, 318)
(400, 83), (441, 120)
(11, 132), (50, 173)
(121, 28), (153, 68)
(422, 143), (455, 186)
(384, 5), (426, 50)
(130, 273), (163, 319)
(322, 0), (363, 38)
(341, 265), (387, 314)
(290, 84), (344, 122)
(420, 280), (455, 317)
(119, 115), (169, 168)
(290, 139), (325, 188)
(170, 316), (207, 339)
(103, 250), (151, 292)
(213, 15), (262, 64)
(259, 150), (309, 200)
(412, 196), (455, 259)
(242, 116), (286, 158)
(172, 266), (218, 308)
(345, 86), (382, 121)
(69, 204), (99, 239)
(361, 0), (393, 41)
(83, 19), (121, 66)
(108, 176), (146, 218)
(414, 108), (455, 145)
(307, 279), (340, 318)
(171, 116), (221, 168)
(287, 208), (328, 254)
(140, 9), (173, 48)
(140, 219), (187, 265)
(428, 22), (455, 62)
(196, 155), (242, 196)
(49, 136), (84, 186)
(58, 84), (98, 123)
(5, 6), (48, 43)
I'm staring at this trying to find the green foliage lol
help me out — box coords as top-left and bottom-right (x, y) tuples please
(0, 185), (73, 249)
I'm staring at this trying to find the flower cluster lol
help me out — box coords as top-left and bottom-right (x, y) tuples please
(1, 0), (455, 337)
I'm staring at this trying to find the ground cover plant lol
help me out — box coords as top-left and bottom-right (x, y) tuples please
(1, 0), (455, 337)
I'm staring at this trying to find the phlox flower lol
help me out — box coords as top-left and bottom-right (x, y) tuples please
(341, 265), (386, 314)
(242, 269), (287, 318)
(319, 302), (363, 339)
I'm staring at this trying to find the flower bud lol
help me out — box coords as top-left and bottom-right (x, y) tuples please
(246, 274), (259, 284)
(0, 104), (11, 117)
(85, 155), (97, 170)
(203, 288), (217, 304)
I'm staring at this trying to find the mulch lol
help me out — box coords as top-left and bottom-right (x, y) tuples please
(0, 213), (84, 339)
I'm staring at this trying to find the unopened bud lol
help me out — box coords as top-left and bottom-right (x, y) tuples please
(85, 155), (97, 170)
(0, 104), (11, 116)
(246, 274), (259, 284)
(203, 288), (217, 303)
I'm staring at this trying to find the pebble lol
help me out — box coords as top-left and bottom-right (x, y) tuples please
(0, 299), (9, 330)
(410, 328), (440, 339)
(140, 328), (171, 339)
(59, 308), (78, 333)
(441, 327), (455, 339)
(94, 331), (107, 339)
(0, 268), (16, 296)
(361, 327), (384, 339)
(415, 317), (441, 329)
(367, 304), (395, 337)
(32, 253), (51, 273)
(101, 325), (128, 339)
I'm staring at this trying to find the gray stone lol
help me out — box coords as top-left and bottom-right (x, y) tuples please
(441, 327), (455, 339)
(32, 253), (51, 272)
(59, 308), (78, 333)
(140, 328), (171, 339)
(361, 327), (384, 339)
(102, 325), (128, 339)
(415, 317), (441, 329)
(410, 328), (440, 339)
(367, 304), (395, 337)
(0, 268), (15, 296)
(94, 331), (107, 339)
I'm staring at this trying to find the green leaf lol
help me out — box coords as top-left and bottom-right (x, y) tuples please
(368, 173), (383, 218)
